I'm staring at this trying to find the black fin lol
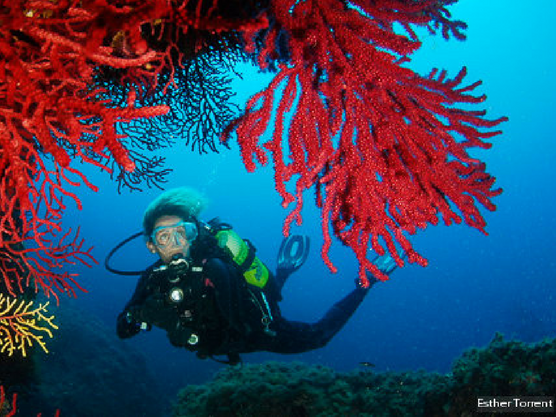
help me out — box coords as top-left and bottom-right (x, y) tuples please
(277, 235), (310, 274)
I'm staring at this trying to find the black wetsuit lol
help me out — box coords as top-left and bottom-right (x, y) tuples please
(117, 251), (369, 361)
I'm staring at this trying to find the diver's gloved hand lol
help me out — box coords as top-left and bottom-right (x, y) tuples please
(372, 249), (407, 276)
(116, 310), (145, 338)
(130, 294), (178, 330)
(356, 249), (407, 289)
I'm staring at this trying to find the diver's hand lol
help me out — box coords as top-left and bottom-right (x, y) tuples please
(116, 310), (144, 338)
(371, 249), (407, 276)
(129, 295), (162, 322)
(129, 293), (178, 330)
(358, 249), (407, 289)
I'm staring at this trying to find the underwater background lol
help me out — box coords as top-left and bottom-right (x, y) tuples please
(23, 0), (555, 415)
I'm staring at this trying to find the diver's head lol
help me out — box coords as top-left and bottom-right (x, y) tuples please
(146, 215), (198, 263)
(143, 187), (207, 264)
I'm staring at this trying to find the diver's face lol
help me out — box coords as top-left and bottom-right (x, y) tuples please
(146, 215), (193, 264)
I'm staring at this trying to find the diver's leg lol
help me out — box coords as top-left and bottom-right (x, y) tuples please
(264, 286), (371, 354)
(273, 268), (289, 296)
(265, 250), (405, 353)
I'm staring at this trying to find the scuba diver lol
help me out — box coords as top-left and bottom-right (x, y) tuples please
(112, 187), (402, 364)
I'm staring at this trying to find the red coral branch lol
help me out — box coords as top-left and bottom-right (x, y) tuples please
(227, 0), (507, 283)
(0, 0), (170, 299)
(0, 0), (506, 298)
(0, 0), (265, 299)
(0, 385), (17, 417)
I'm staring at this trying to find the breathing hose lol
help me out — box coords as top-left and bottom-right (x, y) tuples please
(104, 231), (145, 276)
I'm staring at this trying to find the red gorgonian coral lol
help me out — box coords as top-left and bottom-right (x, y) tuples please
(0, 0), (169, 301)
(0, 0), (506, 304)
(228, 0), (507, 284)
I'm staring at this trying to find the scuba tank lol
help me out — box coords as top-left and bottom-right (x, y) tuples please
(211, 225), (270, 290)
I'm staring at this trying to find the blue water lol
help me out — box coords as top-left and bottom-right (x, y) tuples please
(55, 0), (556, 410)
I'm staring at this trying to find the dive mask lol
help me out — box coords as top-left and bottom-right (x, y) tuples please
(150, 221), (198, 248)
